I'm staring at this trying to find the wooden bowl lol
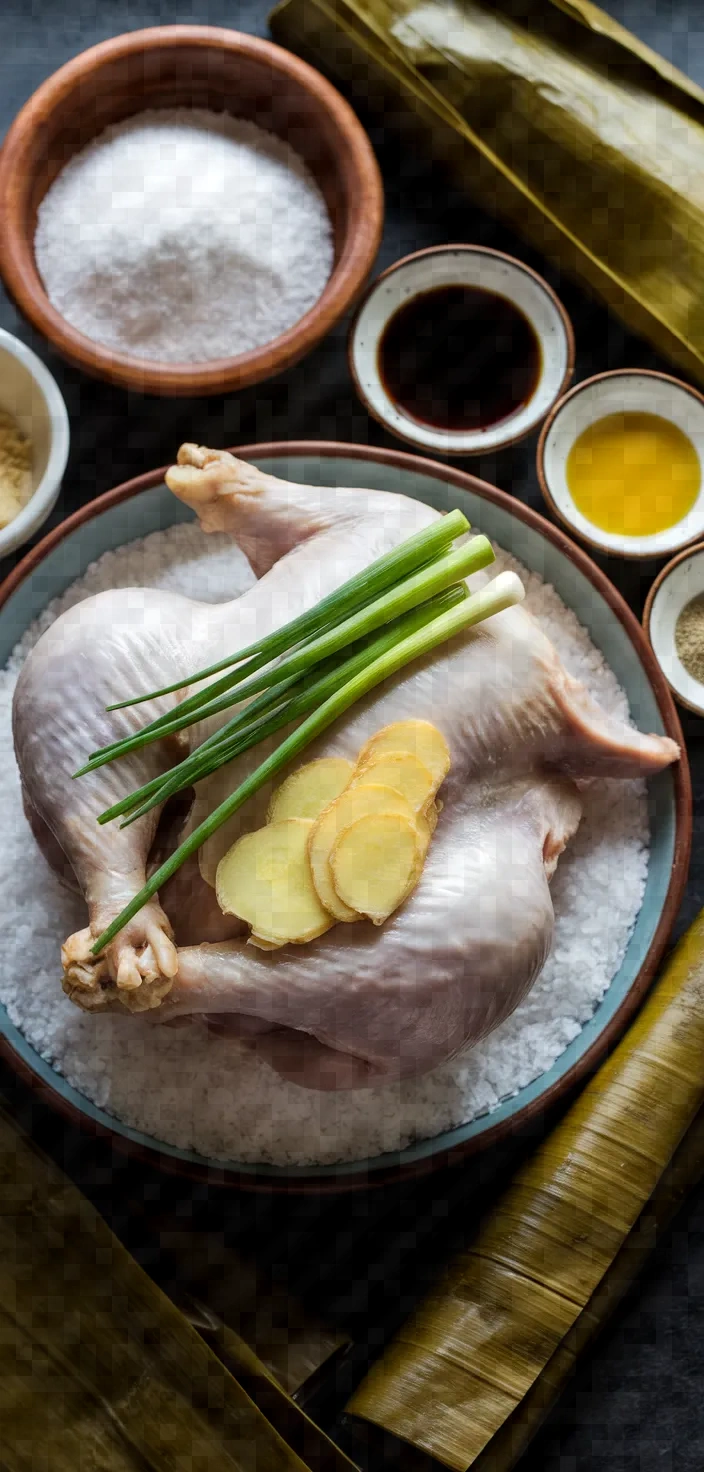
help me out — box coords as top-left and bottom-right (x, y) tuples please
(0, 26), (384, 397)
(0, 442), (690, 1192)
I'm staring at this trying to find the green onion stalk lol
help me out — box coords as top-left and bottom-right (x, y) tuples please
(91, 571), (524, 956)
(77, 532), (493, 777)
(99, 586), (468, 830)
(104, 507), (471, 712)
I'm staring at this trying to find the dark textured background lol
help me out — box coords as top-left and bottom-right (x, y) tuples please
(2, 1), (704, 1468)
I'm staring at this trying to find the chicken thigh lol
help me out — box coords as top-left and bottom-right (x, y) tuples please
(13, 447), (679, 1089)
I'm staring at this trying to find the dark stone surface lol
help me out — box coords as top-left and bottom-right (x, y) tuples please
(2, 1), (704, 1467)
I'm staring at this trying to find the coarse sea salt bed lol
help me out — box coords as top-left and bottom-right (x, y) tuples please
(0, 521), (649, 1168)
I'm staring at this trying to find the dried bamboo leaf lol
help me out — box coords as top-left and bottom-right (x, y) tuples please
(271, 0), (704, 385)
(0, 1104), (330, 1472)
(347, 911), (704, 1470)
(469, 1106), (704, 1471)
(172, 1292), (356, 1472)
(153, 1225), (350, 1398)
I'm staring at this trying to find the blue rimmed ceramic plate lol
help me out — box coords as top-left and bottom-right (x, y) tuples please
(0, 442), (690, 1191)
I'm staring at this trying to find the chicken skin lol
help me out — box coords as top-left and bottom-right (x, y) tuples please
(12, 447), (679, 1089)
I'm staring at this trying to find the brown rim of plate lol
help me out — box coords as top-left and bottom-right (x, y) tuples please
(347, 244), (576, 456)
(643, 538), (704, 716)
(0, 440), (691, 1193)
(537, 367), (704, 561)
(0, 26), (384, 398)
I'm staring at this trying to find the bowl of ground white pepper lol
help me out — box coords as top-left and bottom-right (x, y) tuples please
(0, 330), (69, 559)
(0, 26), (383, 397)
(644, 542), (704, 716)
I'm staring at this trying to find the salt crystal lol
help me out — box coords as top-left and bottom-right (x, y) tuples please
(35, 109), (334, 364)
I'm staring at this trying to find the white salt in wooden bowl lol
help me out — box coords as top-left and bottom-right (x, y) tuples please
(0, 27), (383, 397)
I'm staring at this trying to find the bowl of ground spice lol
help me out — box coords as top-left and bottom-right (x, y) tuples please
(0, 27), (383, 397)
(644, 542), (704, 715)
(0, 330), (69, 560)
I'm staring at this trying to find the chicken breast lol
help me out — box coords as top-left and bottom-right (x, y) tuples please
(12, 447), (678, 1089)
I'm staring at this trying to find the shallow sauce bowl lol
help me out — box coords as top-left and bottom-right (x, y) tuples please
(0, 443), (689, 1190)
(348, 245), (574, 455)
(0, 328), (69, 558)
(0, 26), (383, 397)
(538, 369), (704, 559)
(644, 542), (704, 716)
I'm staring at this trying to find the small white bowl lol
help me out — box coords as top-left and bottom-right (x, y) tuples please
(348, 245), (574, 456)
(644, 542), (704, 715)
(0, 328), (70, 558)
(538, 369), (704, 560)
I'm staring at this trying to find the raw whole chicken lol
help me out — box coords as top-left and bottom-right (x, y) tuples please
(13, 447), (679, 1091)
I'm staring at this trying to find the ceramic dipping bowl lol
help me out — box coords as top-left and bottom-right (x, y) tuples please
(538, 369), (704, 559)
(644, 542), (704, 716)
(348, 245), (574, 455)
(0, 328), (69, 559)
(0, 26), (383, 397)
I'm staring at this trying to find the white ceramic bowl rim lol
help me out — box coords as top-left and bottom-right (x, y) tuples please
(349, 245), (574, 454)
(646, 542), (704, 714)
(0, 328), (70, 558)
(539, 369), (704, 559)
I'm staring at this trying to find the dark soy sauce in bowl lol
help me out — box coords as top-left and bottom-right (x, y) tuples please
(377, 284), (542, 433)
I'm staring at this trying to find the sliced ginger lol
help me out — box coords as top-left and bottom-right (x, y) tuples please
(357, 720), (450, 787)
(330, 812), (423, 924)
(351, 751), (435, 813)
(214, 720), (449, 945)
(308, 783), (415, 922)
(248, 933), (283, 951)
(267, 756), (354, 824)
(216, 818), (332, 947)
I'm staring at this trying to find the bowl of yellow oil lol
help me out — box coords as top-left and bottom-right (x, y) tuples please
(537, 369), (704, 559)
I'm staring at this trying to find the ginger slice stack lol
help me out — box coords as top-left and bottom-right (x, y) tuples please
(215, 720), (450, 949)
